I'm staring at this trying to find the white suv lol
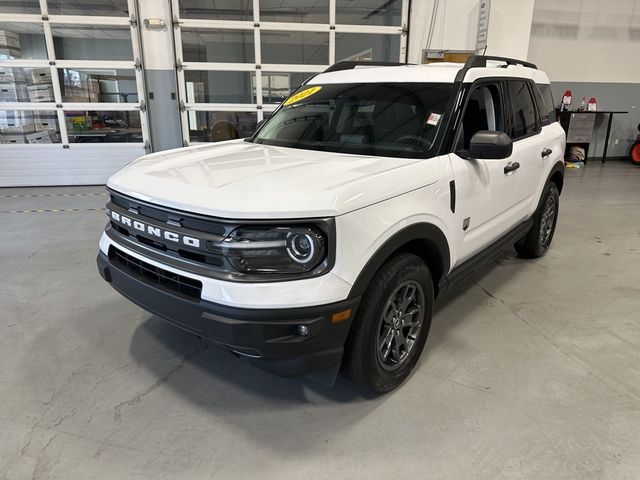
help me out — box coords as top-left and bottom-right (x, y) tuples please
(97, 56), (565, 393)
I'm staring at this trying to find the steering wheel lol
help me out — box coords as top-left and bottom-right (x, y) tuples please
(396, 134), (432, 151)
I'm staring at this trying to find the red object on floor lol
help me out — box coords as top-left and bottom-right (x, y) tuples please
(631, 143), (640, 165)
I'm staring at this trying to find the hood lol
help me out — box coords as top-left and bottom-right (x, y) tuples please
(107, 140), (442, 219)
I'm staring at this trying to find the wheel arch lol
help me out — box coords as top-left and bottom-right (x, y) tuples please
(348, 223), (451, 299)
(547, 161), (565, 194)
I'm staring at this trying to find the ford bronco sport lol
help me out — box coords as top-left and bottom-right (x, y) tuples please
(97, 55), (565, 393)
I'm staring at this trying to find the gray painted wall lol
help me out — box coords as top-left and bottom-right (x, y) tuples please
(550, 83), (639, 159)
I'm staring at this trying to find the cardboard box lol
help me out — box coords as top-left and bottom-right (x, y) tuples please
(34, 113), (59, 132)
(0, 109), (34, 124)
(25, 67), (52, 85)
(65, 85), (89, 101)
(0, 30), (20, 50)
(25, 130), (54, 144)
(0, 133), (26, 144)
(88, 78), (101, 102)
(0, 82), (28, 102)
(0, 47), (21, 60)
(0, 66), (25, 83)
(27, 84), (55, 102)
(0, 122), (35, 135)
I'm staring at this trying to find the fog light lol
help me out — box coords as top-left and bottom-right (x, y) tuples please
(298, 325), (309, 337)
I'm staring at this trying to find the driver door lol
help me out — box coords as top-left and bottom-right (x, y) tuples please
(447, 81), (524, 264)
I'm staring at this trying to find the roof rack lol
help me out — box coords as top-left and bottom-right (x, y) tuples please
(454, 54), (537, 82)
(322, 61), (410, 73)
(464, 55), (537, 69)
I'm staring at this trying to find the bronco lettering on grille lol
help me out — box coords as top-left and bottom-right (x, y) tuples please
(109, 210), (201, 248)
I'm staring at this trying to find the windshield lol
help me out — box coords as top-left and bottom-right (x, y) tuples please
(250, 83), (454, 158)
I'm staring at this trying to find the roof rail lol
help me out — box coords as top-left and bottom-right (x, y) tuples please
(465, 55), (537, 69)
(454, 54), (537, 82)
(323, 61), (409, 73)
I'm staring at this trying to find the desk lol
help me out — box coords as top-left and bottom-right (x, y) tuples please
(558, 111), (628, 163)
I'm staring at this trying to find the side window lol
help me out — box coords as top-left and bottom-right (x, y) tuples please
(457, 83), (504, 150)
(536, 83), (556, 123)
(508, 81), (539, 139)
(531, 85), (550, 125)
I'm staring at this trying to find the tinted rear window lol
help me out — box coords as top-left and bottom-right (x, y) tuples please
(536, 83), (556, 123)
(508, 81), (538, 139)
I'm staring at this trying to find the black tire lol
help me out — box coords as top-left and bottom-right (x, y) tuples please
(342, 253), (434, 394)
(515, 182), (560, 258)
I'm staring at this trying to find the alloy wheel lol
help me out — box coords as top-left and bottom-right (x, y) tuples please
(539, 195), (556, 247)
(376, 280), (425, 371)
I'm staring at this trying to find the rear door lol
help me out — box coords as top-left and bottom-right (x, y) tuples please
(503, 79), (546, 221)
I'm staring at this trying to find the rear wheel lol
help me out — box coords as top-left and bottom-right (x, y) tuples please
(515, 182), (560, 258)
(342, 253), (434, 394)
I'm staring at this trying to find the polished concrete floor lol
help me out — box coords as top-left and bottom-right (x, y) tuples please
(1, 162), (639, 479)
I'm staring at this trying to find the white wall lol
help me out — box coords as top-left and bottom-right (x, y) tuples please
(408, 0), (534, 64)
(528, 0), (640, 82)
(485, 0), (534, 59)
(528, 0), (640, 159)
(407, 0), (478, 63)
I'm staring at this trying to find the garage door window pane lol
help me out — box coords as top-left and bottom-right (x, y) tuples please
(0, 23), (47, 59)
(336, 0), (402, 26)
(259, 0), (329, 23)
(1, 110), (61, 144)
(66, 110), (142, 143)
(51, 26), (133, 61)
(259, 72), (317, 104)
(188, 111), (257, 142)
(60, 69), (138, 103)
(47, 0), (130, 16)
(0, 0), (41, 14)
(185, 71), (253, 103)
(261, 32), (328, 65)
(0, 67), (54, 103)
(178, 0), (253, 21)
(336, 33), (400, 62)
(182, 29), (254, 63)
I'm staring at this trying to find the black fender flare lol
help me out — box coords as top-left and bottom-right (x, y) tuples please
(546, 161), (565, 194)
(348, 223), (451, 298)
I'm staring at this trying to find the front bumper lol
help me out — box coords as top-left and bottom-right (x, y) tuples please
(97, 251), (359, 379)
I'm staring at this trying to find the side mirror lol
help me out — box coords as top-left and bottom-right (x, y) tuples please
(465, 131), (513, 159)
(256, 119), (266, 130)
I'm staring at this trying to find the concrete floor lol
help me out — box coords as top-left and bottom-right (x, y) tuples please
(1, 162), (639, 479)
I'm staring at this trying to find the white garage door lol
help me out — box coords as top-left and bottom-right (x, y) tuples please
(0, 0), (149, 186)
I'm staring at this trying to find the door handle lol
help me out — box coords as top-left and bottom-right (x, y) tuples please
(541, 148), (552, 158)
(504, 162), (520, 174)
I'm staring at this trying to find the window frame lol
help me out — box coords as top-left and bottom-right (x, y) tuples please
(452, 79), (508, 153)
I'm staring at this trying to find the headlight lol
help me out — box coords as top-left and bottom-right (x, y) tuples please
(214, 226), (327, 274)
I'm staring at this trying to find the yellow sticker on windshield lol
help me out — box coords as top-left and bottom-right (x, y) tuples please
(283, 86), (322, 106)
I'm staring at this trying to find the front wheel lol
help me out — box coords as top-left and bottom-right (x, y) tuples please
(342, 253), (434, 394)
(515, 182), (560, 258)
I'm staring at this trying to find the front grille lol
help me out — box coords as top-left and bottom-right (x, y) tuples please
(109, 190), (229, 236)
(109, 246), (202, 300)
(107, 189), (229, 270)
